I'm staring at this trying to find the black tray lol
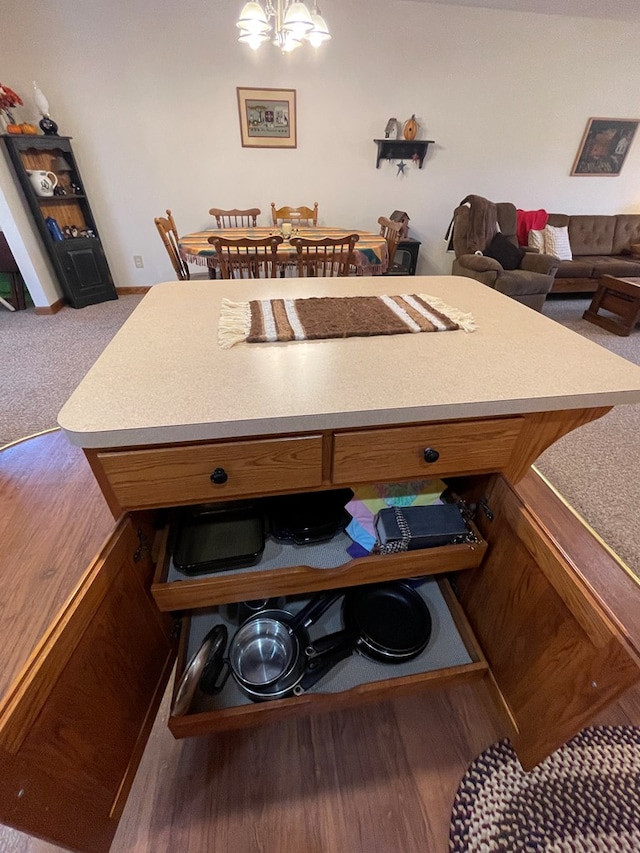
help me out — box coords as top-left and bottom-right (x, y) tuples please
(267, 489), (353, 545)
(172, 504), (265, 575)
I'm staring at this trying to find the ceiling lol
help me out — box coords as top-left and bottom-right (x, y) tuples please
(413, 0), (640, 23)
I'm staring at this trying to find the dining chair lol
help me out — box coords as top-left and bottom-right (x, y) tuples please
(377, 215), (404, 275)
(209, 208), (261, 228)
(290, 234), (359, 278)
(154, 209), (190, 281)
(209, 235), (284, 279)
(271, 202), (319, 227)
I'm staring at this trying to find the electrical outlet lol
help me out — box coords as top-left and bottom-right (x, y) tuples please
(133, 255), (144, 268)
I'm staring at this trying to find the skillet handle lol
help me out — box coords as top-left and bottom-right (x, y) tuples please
(293, 641), (355, 696)
(288, 590), (343, 633)
(305, 628), (358, 658)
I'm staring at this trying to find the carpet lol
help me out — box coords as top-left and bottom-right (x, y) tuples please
(217, 293), (476, 348)
(449, 725), (640, 852)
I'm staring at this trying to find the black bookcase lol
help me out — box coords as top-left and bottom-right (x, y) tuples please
(2, 134), (117, 308)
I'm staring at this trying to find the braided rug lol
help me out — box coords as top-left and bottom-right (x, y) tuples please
(450, 725), (640, 852)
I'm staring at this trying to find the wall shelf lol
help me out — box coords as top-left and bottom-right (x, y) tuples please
(373, 138), (434, 169)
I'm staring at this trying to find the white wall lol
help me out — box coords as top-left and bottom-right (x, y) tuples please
(3, 0), (640, 301)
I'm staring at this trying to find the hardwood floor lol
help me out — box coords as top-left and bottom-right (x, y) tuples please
(5, 679), (640, 853)
(1, 431), (639, 853)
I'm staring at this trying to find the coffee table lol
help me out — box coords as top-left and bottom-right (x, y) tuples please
(582, 274), (640, 336)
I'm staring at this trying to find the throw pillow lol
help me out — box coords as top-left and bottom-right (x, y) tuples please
(528, 229), (546, 252)
(544, 224), (573, 260)
(483, 232), (525, 270)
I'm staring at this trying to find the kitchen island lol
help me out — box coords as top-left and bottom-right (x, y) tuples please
(3, 276), (640, 853)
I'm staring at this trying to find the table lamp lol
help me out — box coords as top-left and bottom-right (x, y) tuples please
(32, 81), (59, 136)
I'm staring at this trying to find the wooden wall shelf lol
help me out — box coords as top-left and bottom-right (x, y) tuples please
(373, 138), (434, 169)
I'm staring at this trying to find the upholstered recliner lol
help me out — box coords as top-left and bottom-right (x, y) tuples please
(450, 195), (559, 311)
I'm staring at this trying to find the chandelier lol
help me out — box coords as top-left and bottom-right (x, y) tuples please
(236, 1), (331, 53)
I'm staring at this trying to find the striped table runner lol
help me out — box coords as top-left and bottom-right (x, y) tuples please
(218, 293), (476, 348)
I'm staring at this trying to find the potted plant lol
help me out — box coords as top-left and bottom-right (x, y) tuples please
(0, 83), (24, 133)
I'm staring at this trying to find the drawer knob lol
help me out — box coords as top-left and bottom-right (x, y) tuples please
(210, 467), (228, 485)
(423, 447), (440, 464)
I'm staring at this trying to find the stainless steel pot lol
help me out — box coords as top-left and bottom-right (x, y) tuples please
(199, 591), (342, 702)
(229, 591), (339, 690)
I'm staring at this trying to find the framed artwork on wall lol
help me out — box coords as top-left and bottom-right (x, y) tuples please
(571, 117), (639, 176)
(237, 87), (297, 149)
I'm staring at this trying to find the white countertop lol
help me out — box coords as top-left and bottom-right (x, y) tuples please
(58, 276), (640, 448)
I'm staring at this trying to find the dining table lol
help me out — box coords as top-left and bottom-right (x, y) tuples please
(178, 226), (390, 276)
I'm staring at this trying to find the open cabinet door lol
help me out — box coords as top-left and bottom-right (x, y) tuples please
(0, 516), (176, 853)
(454, 470), (640, 771)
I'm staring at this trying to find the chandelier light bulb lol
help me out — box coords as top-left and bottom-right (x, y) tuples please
(236, 1), (270, 33)
(239, 31), (270, 48)
(236, 0), (330, 52)
(307, 8), (330, 46)
(280, 33), (302, 52)
(282, 1), (314, 35)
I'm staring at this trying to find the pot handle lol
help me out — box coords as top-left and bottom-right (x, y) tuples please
(289, 590), (343, 633)
(293, 640), (355, 696)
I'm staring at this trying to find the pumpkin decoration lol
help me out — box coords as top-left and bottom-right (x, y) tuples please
(5, 124), (22, 134)
(20, 123), (38, 134)
(403, 114), (418, 141)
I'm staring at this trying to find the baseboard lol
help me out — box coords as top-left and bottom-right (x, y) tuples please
(34, 298), (65, 315)
(33, 288), (149, 313)
(116, 286), (152, 295)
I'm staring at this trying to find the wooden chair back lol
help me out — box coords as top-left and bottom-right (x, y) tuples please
(271, 202), (319, 227)
(154, 209), (190, 281)
(377, 215), (403, 267)
(209, 208), (261, 228)
(290, 234), (359, 278)
(209, 234), (284, 279)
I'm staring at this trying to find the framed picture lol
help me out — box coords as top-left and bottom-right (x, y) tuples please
(237, 87), (297, 149)
(571, 117), (639, 176)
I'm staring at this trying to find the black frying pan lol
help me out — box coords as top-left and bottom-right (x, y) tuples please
(306, 581), (432, 664)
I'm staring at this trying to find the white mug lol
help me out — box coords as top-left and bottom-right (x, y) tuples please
(26, 169), (58, 197)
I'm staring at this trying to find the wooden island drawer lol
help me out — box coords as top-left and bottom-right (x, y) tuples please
(96, 436), (324, 510)
(332, 417), (524, 483)
(167, 578), (489, 739)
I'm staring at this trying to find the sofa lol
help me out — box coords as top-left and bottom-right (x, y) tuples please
(540, 214), (640, 294)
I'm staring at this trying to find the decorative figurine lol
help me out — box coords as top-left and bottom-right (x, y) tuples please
(53, 185), (67, 196)
(403, 114), (418, 140)
(32, 81), (59, 136)
(70, 182), (82, 195)
(384, 117), (401, 139)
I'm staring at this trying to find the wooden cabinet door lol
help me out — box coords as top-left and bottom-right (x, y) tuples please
(454, 470), (640, 770)
(0, 517), (176, 853)
(51, 239), (117, 308)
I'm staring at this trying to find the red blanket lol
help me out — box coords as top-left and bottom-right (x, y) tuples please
(516, 209), (548, 247)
